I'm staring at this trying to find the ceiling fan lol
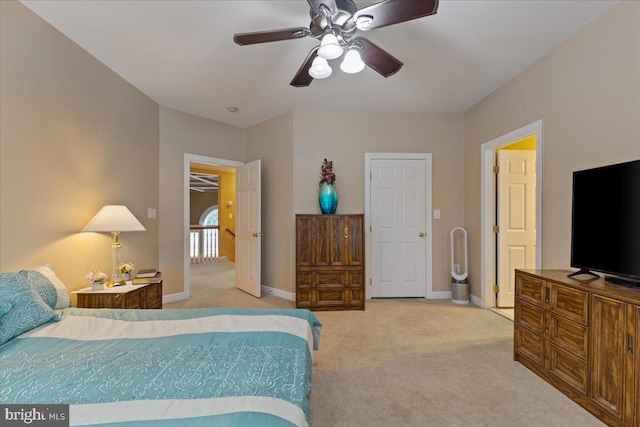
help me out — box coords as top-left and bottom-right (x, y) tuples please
(233, 0), (439, 87)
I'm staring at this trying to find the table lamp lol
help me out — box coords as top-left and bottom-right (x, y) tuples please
(82, 205), (146, 286)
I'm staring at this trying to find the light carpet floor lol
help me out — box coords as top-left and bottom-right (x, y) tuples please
(165, 261), (604, 427)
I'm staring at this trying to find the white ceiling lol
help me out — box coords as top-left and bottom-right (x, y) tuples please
(21, 0), (618, 128)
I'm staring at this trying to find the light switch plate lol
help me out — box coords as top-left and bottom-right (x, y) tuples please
(148, 208), (157, 219)
(434, 210), (440, 219)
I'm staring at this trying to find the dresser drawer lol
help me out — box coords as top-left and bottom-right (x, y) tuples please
(548, 343), (589, 395)
(548, 312), (588, 359)
(515, 326), (544, 367)
(316, 270), (346, 287)
(317, 288), (347, 305)
(550, 282), (589, 325)
(516, 274), (545, 308)
(296, 288), (312, 307)
(516, 299), (545, 335)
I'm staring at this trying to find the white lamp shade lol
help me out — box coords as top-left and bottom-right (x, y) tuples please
(317, 34), (343, 60)
(83, 205), (146, 232)
(308, 56), (332, 79)
(340, 50), (366, 74)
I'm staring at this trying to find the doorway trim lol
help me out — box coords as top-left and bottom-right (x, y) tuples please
(479, 120), (543, 308)
(183, 153), (243, 300)
(364, 152), (433, 299)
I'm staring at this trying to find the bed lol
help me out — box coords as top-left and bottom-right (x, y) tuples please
(0, 268), (321, 427)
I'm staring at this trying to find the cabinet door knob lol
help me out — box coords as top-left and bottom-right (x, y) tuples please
(419, 232), (425, 237)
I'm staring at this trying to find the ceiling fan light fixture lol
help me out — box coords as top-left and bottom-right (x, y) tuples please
(308, 56), (332, 79)
(317, 34), (344, 60)
(340, 49), (365, 74)
(355, 15), (374, 30)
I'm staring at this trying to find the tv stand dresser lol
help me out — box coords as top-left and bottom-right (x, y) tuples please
(514, 269), (640, 427)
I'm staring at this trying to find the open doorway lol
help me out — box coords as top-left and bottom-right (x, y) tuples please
(480, 120), (543, 309)
(183, 154), (242, 299)
(189, 170), (221, 263)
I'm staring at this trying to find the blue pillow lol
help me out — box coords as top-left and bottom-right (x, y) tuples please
(23, 264), (72, 309)
(21, 270), (58, 309)
(0, 272), (59, 345)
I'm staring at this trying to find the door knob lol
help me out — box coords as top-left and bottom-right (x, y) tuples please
(419, 232), (425, 237)
(252, 232), (264, 238)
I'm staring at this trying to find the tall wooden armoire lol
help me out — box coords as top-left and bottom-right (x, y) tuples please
(295, 214), (365, 310)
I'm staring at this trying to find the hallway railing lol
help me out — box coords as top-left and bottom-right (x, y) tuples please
(189, 226), (219, 263)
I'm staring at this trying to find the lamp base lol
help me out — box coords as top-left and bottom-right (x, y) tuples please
(111, 232), (125, 286)
(108, 280), (127, 287)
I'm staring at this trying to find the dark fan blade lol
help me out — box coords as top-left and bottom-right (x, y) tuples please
(290, 47), (319, 87)
(354, 37), (403, 77)
(354, 0), (438, 31)
(234, 28), (310, 46)
(307, 0), (337, 16)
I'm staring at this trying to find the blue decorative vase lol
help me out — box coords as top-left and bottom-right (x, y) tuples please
(318, 182), (338, 214)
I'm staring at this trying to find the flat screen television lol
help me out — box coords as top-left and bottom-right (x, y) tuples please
(570, 159), (640, 287)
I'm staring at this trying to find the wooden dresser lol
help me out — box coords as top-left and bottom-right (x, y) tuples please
(514, 269), (640, 426)
(76, 281), (163, 309)
(295, 214), (364, 311)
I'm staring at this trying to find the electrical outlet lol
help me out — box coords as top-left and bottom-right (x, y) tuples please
(454, 264), (460, 274)
(147, 208), (157, 219)
(228, 213), (233, 219)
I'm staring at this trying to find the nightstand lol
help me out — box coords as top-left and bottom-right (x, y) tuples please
(75, 281), (163, 309)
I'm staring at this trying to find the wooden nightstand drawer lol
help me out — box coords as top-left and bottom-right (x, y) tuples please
(75, 280), (163, 309)
(124, 288), (143, 309)
(144, 282), (163, 309)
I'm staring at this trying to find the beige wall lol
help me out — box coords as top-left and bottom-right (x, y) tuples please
(246, 113), (295, 293)
(464, 1), (640, 298)
(293, 111), (466, 293)
(0, 1), (159, 292)
(159, 106), (245, 295)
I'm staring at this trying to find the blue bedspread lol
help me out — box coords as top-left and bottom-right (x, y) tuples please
(0, 308), (321, 426)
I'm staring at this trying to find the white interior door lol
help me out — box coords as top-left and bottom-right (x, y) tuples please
(235, 159), (261, 297)
(370, 159), (427, 297)
(497, 150), (536, 307)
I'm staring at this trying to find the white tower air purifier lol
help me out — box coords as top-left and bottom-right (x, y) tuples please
(450, 227), (470, 304)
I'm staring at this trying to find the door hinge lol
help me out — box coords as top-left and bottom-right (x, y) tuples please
(370, 172), (372, 180)
(370, 225), (372, 232)
(493, 285), (499, 293)
(493, 165), (499, 173)
(369, 278), (372, 285)
(492, 225), (499, 233)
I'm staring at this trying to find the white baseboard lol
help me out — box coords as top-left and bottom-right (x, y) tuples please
(470, 294), (483, 307)
(427, 291), (452, 299)
(163, 292), (188, 304)
(261, 285), (295, 301)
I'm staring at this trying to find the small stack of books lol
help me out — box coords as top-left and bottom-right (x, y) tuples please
(132, 269), (162, 285)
